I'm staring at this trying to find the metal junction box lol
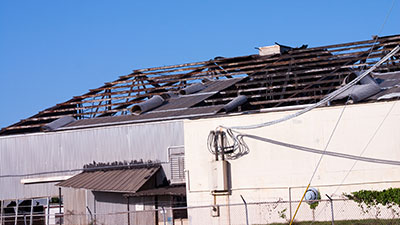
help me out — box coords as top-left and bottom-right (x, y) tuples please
(209, 160), (230, 193)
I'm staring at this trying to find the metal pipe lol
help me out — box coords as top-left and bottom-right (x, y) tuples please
(289, 183), (310, 225)
(289, 187), (292, 221)
(86, 206), (93, 225)
(30, 199), (33, 225)
(240, 195), (249, 225)
(127, 197), (130, 225)
(15, 200), (19, 225)
(93, 194), (97, 225)
(155, 196), (159, 225)
(0, 200), (2, 225)
(59, 187), (62, 214)
(46, 197), (50, 225)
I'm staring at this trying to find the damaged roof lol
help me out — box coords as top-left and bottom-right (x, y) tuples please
(2, 34), (400, 135)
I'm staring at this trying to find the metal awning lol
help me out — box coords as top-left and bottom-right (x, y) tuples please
(57, 165), (160, 193)
(125, 184), (186, 197)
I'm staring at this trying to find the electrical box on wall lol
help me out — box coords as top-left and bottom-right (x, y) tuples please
(209, 160), (230, 193)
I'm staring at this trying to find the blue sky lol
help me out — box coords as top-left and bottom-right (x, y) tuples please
(0, 0), (399, 129)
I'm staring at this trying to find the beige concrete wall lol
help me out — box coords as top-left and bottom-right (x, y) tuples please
(184, 101), (400, 223)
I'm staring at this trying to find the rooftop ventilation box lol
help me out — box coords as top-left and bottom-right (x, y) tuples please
(258, 45), (290, 56)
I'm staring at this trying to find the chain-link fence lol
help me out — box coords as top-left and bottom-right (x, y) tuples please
(1, 199), (400, 225)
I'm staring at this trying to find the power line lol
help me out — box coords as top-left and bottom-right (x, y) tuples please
(221, 45), (400, 131)
(307, 1), (398, 223)
(331, 101), (397, 196)
(239, 131), (400, 166)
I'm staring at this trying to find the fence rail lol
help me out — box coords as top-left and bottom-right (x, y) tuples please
(1, 198), (400, 225)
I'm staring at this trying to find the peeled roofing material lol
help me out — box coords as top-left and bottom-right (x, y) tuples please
(333, 72), (382, 102)
(57, 165), (160, 193)
(1, 34), (400, 135)
(42, 116), (76, 131)
(333, 83), (381, 102)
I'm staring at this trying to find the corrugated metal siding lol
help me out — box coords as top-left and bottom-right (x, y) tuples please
(0, 121), (184, 200)
(93, 192), (129, 225)
(63, 188), (87, 225)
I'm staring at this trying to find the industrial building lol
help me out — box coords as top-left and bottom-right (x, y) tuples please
(1, 34), (400, 224)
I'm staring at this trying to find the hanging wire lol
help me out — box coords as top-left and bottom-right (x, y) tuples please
(219, 45), (399, 131)
(207, 130), (249, 160)
(308, 2), (399, 223)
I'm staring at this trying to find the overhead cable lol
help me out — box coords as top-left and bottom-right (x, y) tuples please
(308, 3), (399, 223)
(239, 133), (400, 166)
(221, 45), (400, 131)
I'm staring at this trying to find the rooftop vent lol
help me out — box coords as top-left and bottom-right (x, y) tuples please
(131, 95), (165, 115)
(220, 95), (247, 113)
(258, 44), (291, 56)
(179, 83), (206, 95)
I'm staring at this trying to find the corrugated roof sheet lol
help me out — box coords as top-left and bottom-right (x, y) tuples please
(201, 78), (244, 93)
(154, 78), (243, 111)
(154, 94), (215, 111)
(57, 165), (160, 193)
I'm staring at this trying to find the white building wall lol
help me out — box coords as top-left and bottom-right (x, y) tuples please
(184, 101), (400, 223)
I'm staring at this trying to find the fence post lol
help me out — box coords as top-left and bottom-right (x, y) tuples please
(46, 197), (50, 225)
(289, 187), (292, 221)
(127, 197), (130, 225)
(0, 200), (2, 225)
(15, 200), (19, 225)
(325, 194), (334, 225)
(162, 207), (166, 225)
(240, 195), (249, 225)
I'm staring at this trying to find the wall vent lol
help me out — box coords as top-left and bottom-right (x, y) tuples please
(169, 146), (185, 184)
